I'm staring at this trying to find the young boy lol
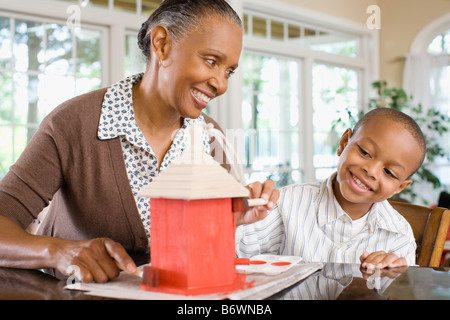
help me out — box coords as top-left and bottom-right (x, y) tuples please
(236, 108), (426, 269)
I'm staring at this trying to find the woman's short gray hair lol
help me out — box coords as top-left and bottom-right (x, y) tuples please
(138, 0), (242, 61)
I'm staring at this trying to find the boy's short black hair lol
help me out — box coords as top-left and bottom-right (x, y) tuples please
(353, 108), (426, 176)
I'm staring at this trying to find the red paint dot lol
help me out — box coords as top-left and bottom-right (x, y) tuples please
(271, 261), (291, 266)
(250, 260), (266, 265)
(235, 258), (250, 265)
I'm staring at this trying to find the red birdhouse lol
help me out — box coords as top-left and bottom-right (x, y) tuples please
(138, 124), (249, 295)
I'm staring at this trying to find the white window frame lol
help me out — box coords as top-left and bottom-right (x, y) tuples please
(409, 12), (450, 55)
(0, 0), (147, 85)
(407, 12), (450, 195)
(0, 4), (111, 172)
(0, 10), (110, 85)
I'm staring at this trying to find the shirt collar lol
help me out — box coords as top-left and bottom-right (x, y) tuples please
(98, 73), (142, 141)
(316, 172), (408, 235)
(316, 172), (347, 227)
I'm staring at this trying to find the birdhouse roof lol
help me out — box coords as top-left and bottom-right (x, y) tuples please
(138, 124), (250, 200)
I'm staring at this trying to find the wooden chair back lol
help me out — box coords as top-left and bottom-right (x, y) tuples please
(389, 201), (450, 267)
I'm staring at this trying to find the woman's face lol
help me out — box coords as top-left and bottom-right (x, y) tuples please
(158, 15), (243, 119)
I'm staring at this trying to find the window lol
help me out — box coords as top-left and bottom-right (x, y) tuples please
(243, 12), (361, 58)
(240, 6), (373, 186)
(312, 64), (359, 180)
(242, 53), (302, 187)
(427, 30), (450, 190)
(125, 31), (146, 77)
(1, 0), (376, 188)
(0, 14), (104, 177)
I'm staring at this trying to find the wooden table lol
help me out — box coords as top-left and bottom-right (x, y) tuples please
(0, 263), (449, 300)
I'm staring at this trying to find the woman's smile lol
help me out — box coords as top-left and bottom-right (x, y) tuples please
(191, 88), (212, 109)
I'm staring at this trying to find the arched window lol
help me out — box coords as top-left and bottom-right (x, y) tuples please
(404, 13), (450, 204)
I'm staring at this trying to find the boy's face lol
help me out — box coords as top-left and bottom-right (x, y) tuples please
(334, 116), (422, 215)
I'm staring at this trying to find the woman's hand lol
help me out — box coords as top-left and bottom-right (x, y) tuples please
(49, 237), (137, 283)
(235, 179), (279, 226)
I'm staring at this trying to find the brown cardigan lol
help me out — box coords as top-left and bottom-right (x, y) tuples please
(0, 87), (226, 265)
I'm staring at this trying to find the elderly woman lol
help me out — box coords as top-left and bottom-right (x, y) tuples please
(0, 0), (279, 283)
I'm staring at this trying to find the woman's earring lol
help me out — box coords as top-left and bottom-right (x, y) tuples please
(159, 59), (164, 67)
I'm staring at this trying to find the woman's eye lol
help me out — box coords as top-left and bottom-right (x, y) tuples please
(206, 58), (216, 66)
(226, 69), (235, 77)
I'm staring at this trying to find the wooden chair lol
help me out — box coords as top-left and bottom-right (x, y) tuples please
(389, 201), (450, 267)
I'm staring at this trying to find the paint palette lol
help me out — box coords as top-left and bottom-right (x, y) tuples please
(235, 254), (302, 275)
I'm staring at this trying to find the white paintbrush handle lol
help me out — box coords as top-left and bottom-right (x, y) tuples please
(247, 198), (268, 207)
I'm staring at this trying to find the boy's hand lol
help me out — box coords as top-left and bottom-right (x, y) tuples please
(360, 251), (407, 269)
(235, 179), (279, 226)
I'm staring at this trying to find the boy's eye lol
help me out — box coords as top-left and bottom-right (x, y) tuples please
(358, 145), (369, 156)
(384, 168), (398, 179)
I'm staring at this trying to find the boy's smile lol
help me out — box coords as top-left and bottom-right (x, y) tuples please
(333, 116), (423, 219)
(349, 171), (373, 192)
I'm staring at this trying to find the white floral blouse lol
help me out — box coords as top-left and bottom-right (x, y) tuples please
(97, 73), (210, 240)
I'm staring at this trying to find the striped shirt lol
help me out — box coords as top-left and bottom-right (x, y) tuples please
(236, 172), (417, 266)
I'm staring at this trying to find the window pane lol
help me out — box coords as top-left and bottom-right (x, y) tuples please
(427, 30), (450, 54)
(38, 74), (76, 116)
(14, 20), (45, 73)
(114, 0), (138, 13)
(312, 64), (359, 181)
(252, 16), (267, 38)
(14, 126), (30, 161)
(45, 23), (73, 76)
(0, 17), (12, 70)
(125, 33), (146, 76)
(0, 72), (12, 124)
(87, 0), (110, 10)
(242, 53), (301, 187)
(13, 72), (30, 125)
(428, 34), (444, 54)
(76, 77), (101, 96)
(142, 0), (162, 16)
(271, 21), (284, 41)
(0, 127), (13, 178)
(76, 28), (102, 78)
(287, 24), (300, 43)
(308, 33), (359, 58)
(0, 15), (103, 178)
